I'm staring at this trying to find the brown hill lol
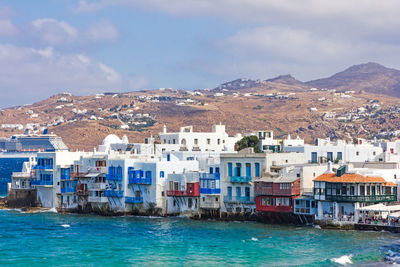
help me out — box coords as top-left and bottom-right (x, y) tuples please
(265, 74), (304, 86)
(306, 62), (400, 97)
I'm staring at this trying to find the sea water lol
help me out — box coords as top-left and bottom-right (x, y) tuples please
(0, 210), (399, 266)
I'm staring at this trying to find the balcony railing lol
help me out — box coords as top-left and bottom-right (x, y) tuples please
(167, 190), (199, 197)
(33, 165), (53, 170)
(88, 166), (107, 174)
(106, 173), (123, 181)
(31, 179), (53, 186)
(104, 190), (124, 198)
(230, 176), (252, 183)
(128, 177), (152, 185)
(88, 196), (109, 203)
(200, 188), (221, 194)
(61, 187), (75, 193)
(223, 195), (255, 204)
(70, 172), (88, 178)
(326, 194), (397, 203)
(125, 197), (143, 204)
(200, 173), (220, 180)
(87, 183), (107, 191)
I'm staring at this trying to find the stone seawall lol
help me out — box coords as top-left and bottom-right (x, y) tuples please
(6, 189), (38, 208)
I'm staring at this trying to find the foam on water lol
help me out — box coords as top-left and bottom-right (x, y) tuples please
(331, 255), (353, 265)
(61, 224), (70, 228)
(251, 237), (258, 241)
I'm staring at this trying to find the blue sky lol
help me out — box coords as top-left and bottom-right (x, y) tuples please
(1, 0), (400, 107)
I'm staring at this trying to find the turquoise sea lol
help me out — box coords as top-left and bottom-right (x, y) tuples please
(0, 210), (399, 266)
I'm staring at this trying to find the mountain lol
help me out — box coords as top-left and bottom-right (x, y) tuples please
(214, 78), (264, 91)
(306, 62), (400, 97)
(265, 74), (304, 86)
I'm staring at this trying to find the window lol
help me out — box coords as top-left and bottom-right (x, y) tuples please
(356, 151), (359, 156)
(311, 152), (317, 163)
(207, 138), (211, 145)
(327, 152), (333, 161)
(160, 171), (165, 178)
(235, 163), (241, 177)
(217, 139), (220, 145)
(255, 163), (260, 177)
(246, 163), (251, 177)
(296, 173), (300, 178)
(337, 152), (342, 161)
(373, 151), (376, 156)
(194, 139), (198, 145)
(173, 139), (176, 144)
(228, 163), (233, 177)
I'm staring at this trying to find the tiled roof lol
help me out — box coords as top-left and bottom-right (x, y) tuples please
(314, 173), (396, 186)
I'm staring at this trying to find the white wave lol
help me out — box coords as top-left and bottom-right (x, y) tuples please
(61, 224), (70, 228)
(331, 255), (353, 265)
(39, 208), (57, 213)
(251, 237), (258, 241)
(0, 208), (22, 212)
(313, 225), (322, 229)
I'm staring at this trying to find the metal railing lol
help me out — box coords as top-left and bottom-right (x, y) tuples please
(104, 190), (124, 198)
(128, 177), (152, 185)
(326, 194), (397, 202)
(230, 176), (252, 183)
(200, 188), (221, 194)
(125, 197), (143, 204)
(223, 195), (255, 204)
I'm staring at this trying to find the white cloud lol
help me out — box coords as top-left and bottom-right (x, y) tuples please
(29, 18), (119, 45)
(0, 44), (126, 107)
(31, 18), (78, 45)
(87, 21), (119, 41)
(0, 19), (17, 36)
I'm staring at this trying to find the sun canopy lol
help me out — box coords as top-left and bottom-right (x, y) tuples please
(357, 204), (400, 212)
(388, 211), (400, 219)
(85, 173), (101, 178)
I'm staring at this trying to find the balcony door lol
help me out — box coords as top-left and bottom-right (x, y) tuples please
(236, 187), (241, 200)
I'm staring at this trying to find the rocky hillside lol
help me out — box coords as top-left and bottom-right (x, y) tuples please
(306, 62), (400, 97)
(1, 62), (400, 151)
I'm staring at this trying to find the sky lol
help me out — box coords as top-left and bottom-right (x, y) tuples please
(1, 0), (400, 108)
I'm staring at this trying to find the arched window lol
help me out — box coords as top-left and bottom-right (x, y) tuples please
(181, 139), (186, 145)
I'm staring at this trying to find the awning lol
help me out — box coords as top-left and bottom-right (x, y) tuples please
(85, 173), (101, 178)
(388, 211), (400, 219)
(357, 204), (400, 212)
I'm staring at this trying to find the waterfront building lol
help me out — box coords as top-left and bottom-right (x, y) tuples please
(220, 148), (265, 216)
(31, 151), (87, 208)
(254, 175), (300, 216)
(166, 172), (200, 216)
(199, 161), (221, 217)
(314, 165), (397, 224)
(158, 124), (241, 152)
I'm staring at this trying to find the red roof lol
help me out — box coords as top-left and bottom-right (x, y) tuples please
(314, 173), (396, 186)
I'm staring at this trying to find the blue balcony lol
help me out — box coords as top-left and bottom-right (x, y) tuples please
(31, 179), (53, 186)
(104, 190), (124, 198)
(128, 177), (152, 185)
(33, 165), (53, 170)
(106, 174), (123, 181)
(200, 188), (221, 194)
(61, 187), (75, 193)
(230, 176), (252, 183)
(223, 195), (255, 204)
(200, 173), (220, 180)
(125, 197), (143, 204)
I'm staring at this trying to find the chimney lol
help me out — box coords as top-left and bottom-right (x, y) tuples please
(326, 161), (334, 173)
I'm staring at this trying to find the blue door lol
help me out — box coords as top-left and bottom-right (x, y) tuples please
(228, 187), (232, 200)
(246, 163), (251, 177)
(245, 187), (250, 201)
(311, 152), (317, 163)
(236, 187), (241, 201)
